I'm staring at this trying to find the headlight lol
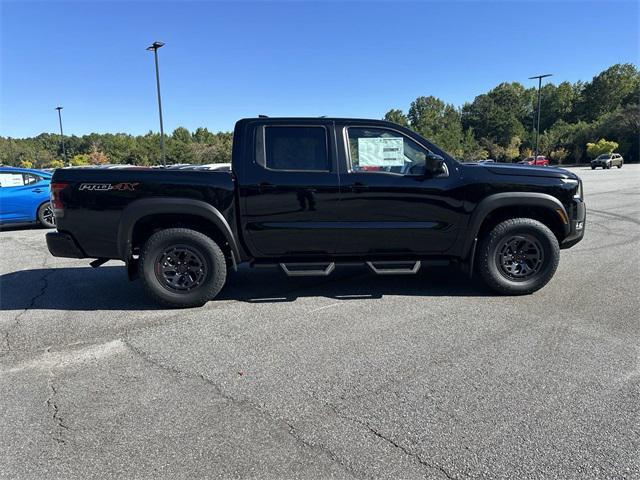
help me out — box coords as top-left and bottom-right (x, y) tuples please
(562, 178), (582, 199)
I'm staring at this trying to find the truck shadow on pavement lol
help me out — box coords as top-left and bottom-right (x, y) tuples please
(221, 265), (492, 303)
(0, 264), (492, 312)
(0, 266), (491, 311)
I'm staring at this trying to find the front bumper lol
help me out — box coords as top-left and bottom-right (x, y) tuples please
(46, 231), (86, 258)
(560, 200), (586, 249)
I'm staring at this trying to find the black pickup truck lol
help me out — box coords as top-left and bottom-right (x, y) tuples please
(47, 118), (585, 307)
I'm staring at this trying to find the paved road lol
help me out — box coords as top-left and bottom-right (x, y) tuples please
(1, 166), (639, 479)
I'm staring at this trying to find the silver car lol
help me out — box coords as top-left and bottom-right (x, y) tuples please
(591, 153), (624, 169)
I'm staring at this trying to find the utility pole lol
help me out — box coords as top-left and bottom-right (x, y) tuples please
(528, 74), (553, 160)
(55, 106), (67, 164)
(146, 41), (166, 166)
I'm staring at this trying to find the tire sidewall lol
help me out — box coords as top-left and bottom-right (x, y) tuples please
(140, 229), (226, 307)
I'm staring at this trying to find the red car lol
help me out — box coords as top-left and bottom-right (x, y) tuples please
(518, 155), (550, 166)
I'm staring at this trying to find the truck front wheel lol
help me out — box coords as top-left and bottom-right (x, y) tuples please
(477, 218), (559, 295)
(138, 228), (227, 308)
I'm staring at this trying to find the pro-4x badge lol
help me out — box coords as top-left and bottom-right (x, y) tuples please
(79, 182), (139, 192)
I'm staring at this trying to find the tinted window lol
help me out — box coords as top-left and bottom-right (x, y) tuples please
(263, 126), (329, 171)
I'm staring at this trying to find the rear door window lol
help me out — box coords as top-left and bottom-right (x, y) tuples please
(259, 126), (330, 172)
(23, 173), (42, 185)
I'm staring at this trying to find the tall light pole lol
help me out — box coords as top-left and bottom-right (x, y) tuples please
(146, 41), (166, 167)
(55, 106), (67, 163)
(528, 74), (552, 161)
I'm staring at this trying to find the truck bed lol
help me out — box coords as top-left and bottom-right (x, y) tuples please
(53, 167), (236, 259)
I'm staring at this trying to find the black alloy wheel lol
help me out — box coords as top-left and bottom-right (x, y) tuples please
(155, 245), (207, 292)
(495, 235), (544, 281)
(38, 202), (56, 228)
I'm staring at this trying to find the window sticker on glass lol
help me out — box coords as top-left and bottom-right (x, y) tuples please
(0, 173), (25, 187)
(357, 137), (404, 167)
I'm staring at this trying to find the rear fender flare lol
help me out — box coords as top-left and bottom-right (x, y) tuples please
(462, 192), (570, 258)
(117, 198), (240, 261)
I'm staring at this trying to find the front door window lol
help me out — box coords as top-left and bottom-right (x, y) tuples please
(346, 127), (430, 176)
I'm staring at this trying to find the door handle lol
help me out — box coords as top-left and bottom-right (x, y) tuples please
(32, 189), (43, 193)
(258, 182), (275, 193)
(350, 182), (368, 193)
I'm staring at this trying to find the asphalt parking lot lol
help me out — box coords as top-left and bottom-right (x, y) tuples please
(1, 165), (638, 479)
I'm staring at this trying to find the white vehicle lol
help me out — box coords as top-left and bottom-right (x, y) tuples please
(591, 153), (623, 169)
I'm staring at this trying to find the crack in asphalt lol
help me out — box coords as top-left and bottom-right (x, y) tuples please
(45, 382), (70, 444)
(3, 267), (55, 356)
(45, 348), (70, 445)
(121, 339), (362, 479)
(325, 402), (458, 480)
(122, 337), (460, 479)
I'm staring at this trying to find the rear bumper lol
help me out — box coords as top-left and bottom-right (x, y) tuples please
(46, 231), (86, 258)
(560, 200), (586, 249)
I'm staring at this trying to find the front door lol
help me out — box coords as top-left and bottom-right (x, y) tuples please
(240, 122), (341, 257)
(335, 125), (462, 255)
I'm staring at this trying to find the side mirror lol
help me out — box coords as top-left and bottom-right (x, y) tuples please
(404, 153), (448, 178)
(425, 153), (447, 177)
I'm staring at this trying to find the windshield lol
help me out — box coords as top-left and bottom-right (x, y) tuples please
(596, 154), (612, 159)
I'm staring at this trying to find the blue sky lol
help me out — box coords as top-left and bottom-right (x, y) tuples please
(1, 0), (638, 138)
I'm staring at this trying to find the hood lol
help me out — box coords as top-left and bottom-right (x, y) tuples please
(482, 163), (577, 179)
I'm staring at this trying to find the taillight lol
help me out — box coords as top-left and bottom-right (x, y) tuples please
(50, 182), (68, 217)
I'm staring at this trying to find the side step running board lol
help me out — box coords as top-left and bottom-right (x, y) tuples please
(366, 261), (421, 275)
(280, 262), (335, 277)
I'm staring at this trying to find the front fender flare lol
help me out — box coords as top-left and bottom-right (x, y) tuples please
(117, 197), (241, 261)
(461, 192), (570, 259)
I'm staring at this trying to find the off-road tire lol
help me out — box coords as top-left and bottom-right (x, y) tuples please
(478, 218), (560, 295)
(37, 202), (56, 228)
(138, 228), (227, 308)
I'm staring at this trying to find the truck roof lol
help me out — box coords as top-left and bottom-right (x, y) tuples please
(238, 117), (398, 125)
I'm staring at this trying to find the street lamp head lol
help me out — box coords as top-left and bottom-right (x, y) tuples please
(55, 106), (63, 111)
(528, 74), (553, 80)
(146, 41), (165, 51)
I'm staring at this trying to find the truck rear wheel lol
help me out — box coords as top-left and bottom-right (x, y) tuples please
(138, 228), (227, 308)
(477, 218), (559, 295)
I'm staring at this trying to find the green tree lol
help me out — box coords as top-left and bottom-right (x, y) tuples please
(406, 96), (466, 156)
(586, 139), (619, 158)
(538, 81), (578, 131)
(384, 109), (409, 127)
(595, 103), (639, 162)
(70, 154), (90, 166)
(172, 127), (192, 143)
(575, 63), (640, 121)
(462, 83), (528, 147)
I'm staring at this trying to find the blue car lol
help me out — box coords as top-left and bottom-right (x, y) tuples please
(0, 166), (56, 228)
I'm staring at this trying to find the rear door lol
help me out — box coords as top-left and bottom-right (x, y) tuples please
(334, 124), (463, 255)
(239, 120), (341, 257)
(0, 171), (43, 223)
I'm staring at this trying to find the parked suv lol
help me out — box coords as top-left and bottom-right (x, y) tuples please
(591, 153), (623, 169)
(518, 156), (550, 167)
